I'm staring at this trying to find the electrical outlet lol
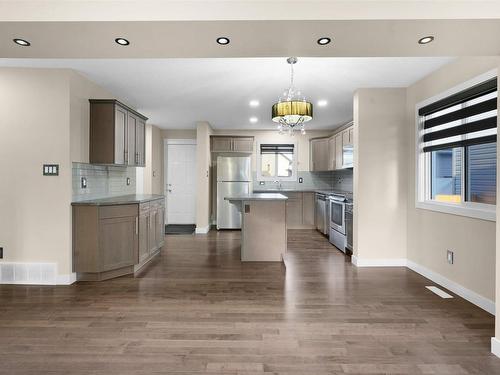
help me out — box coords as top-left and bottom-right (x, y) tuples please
(298, 177), (303, 183)
(259, 181), (265, 185)
(447, 250), (454, 264)
(81, 177), (87, 189)
(0, 247), (3, 259)
(126, 177), (131, 186)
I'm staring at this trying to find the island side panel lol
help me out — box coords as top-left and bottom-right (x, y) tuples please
(241, 200), (287, 262)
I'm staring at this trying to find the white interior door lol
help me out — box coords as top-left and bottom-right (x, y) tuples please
(165, 140), (197, 224)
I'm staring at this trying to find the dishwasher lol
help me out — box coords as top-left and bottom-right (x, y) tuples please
(315, 193), (329, 236)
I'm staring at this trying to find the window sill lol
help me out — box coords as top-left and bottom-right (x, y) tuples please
(415, 200), (496, 222)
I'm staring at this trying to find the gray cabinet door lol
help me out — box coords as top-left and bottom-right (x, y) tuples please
(302, 192), (315, 227)
(114, 105), (127, 165)
(156, 206), (165, 248)
(211, 137), (233, 152)
(285, 193), (303, 229)
(148, 209), (157, 255)
(335, 134), (343, 170)
(328, 136), (336, 171)
(127, 112), (137, 165)
(99, 216), (137, 271)
(138, 212), (149, 263)
(136, 119), (146, 166)
(232, 137), (254, 152)
(311, 138), (329, 171)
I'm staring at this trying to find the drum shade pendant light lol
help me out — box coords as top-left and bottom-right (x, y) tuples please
(272, 57), (313, 135)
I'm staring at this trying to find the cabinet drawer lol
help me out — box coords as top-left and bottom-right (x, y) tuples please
(99, 204), (138, 219)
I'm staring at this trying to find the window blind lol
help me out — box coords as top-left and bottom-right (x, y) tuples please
(260, 144), (294, 154)
(420, 78), (498, 153)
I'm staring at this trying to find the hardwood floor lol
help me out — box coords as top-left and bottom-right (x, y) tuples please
(1, 229), (499, 374)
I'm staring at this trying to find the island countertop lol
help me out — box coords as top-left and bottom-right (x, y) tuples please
(224, 193), (288, 201)
(72, 194), (164, 206)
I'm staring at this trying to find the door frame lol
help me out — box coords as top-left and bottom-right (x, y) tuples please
(164, 138), (197, 225)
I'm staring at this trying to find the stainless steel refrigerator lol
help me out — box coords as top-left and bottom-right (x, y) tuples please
(216, 156), (251, 229)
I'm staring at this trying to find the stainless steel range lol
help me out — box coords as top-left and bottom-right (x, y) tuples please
(329, 193), (350, 253)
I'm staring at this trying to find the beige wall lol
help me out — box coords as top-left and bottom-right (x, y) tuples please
(69, 71), (114, 163)
(196, 122), (213, 231)
(212, 129), (335, 172)
(406, 57), (499, 304)
(0, 68), (73, 277)
(353, 88), (408, 261)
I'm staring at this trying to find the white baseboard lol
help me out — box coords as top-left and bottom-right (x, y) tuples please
(56, 273), (77, 285)
(407, 260), (495, 315)
(0, 262), (76, 285)
(492, 337), (500, 358)
(351, 255), (407, 267)
(195, 225), (210, 234)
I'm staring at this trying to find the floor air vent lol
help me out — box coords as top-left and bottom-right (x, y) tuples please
(426, 286), (454, 299)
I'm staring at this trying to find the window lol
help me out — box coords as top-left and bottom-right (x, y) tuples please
(417, 74), (497, 220)
(258, 143), (297, 181)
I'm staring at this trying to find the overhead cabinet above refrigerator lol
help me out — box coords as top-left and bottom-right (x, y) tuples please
(89, 99), (147, 166)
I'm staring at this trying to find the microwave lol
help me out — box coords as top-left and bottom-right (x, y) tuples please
(342, 145), (353, 168)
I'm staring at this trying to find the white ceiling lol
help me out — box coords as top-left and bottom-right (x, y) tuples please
(0, 57), (453, 129)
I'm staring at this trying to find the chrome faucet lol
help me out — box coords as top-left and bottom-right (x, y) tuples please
(274, 180), (282, 190)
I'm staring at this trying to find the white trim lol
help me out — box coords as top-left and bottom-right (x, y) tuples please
(414, 69), (498, 222)
(492, 337), (500, 358)
(351, 256), (407, 267)
(56, 273), (77, 285)
(256, 141), (298, 182)
(195, 226), (210, 234)
(416, 201), (496, 221)
(165, 138), (196, 145)
(407, 260), (495, 315)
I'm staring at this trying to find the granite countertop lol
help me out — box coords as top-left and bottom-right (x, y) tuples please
(225, 193), (288, 201)
(72, 194), (165, 206)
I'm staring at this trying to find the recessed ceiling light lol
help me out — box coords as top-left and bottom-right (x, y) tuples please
(249, 100), (260, 107)
(418, 36), (434, 45)
(115, 38), (130, 46)
(249, 117), (258, 124)
(317, 100), (328, 107)
(216, 37), (230, 45)
(317, 37), (331, 46)
(13, 38), (30, 46)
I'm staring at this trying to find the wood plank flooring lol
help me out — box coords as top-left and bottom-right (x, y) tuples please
(1, 229), (500, 374)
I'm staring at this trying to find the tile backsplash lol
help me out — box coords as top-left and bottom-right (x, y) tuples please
(253, 169), (353, 193)
(72, 162), (136, 202)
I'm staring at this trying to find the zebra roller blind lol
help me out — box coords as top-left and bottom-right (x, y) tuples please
(419, 78), (497, 153)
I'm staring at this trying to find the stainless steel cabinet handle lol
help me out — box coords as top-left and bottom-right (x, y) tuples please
(135, 217), (138, 235)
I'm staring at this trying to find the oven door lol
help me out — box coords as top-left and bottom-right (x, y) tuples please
(329, 199), (345, 235)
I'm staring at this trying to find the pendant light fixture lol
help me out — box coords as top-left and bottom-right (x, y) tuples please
(272, 57), (313, 135)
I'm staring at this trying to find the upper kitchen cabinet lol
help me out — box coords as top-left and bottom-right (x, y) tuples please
(211, 136), (254, 153)
(310, 138), (329, 171)
(89, 99), (148, 166)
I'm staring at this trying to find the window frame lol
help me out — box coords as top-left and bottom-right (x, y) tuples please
(415, 69), (497, 222)
(257, 141), (298, 182)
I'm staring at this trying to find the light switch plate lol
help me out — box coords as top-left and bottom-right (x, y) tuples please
(43, 164), (59, 176)
(298, 177), (303, 183)
(81, 177), (87, 189)
(259, 181), (265, 185)
(126, 177), (131, 186)
(447, 250), (454, 264)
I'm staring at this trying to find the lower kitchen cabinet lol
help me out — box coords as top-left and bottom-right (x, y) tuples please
(72, 197), (165, 281)
(283, 192), (316, 229)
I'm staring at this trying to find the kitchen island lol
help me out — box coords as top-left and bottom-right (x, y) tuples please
(225, 193), (288, 262)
